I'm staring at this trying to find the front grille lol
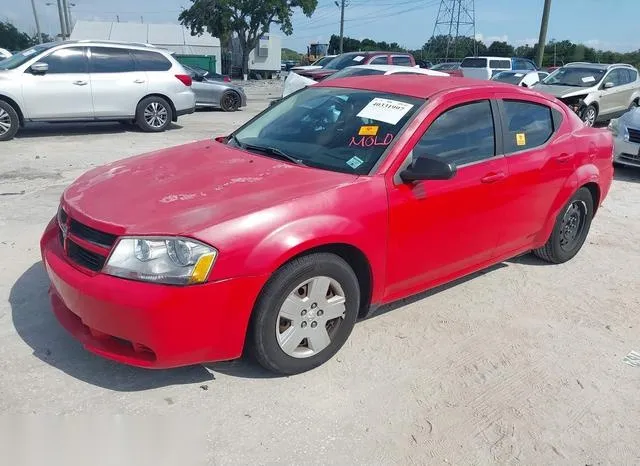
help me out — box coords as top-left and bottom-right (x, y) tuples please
(70, 218), (117, 247)
(67, 240), (107, 272)
(620, 152), (640, 162)
(628, 128), (640, 144)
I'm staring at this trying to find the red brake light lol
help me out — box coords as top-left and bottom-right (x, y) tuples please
(223, 76), (231, 83)
(175, 74), (192, 86)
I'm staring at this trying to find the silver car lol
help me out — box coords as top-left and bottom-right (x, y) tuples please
(609, 108), (640, 168)
(183, 65), (247, 112)
(0, 40), (196, 141)
(536, 62), (640, 127)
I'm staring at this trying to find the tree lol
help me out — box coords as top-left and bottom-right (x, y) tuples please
(179, 0), (317, 78)
(0, 22), (34, 51)
(487, 41), (514, 57)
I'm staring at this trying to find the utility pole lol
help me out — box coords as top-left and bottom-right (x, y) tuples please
(536, 0), (552, 68)
(61, 0), (71, 38)
(336, 0), (346, 54)
(56, 0), (67, 39)
(30, 0), (43, 43)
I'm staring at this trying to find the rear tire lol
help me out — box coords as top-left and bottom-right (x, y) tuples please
(533, 188), (594, 264)
(135, 96), (172, 132)
(220, 91), (241, 112)
(249, 253), (360, 375)
(0, 101), (20, 141)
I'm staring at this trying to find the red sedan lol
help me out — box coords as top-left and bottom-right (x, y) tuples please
(41, 76), (614, 375)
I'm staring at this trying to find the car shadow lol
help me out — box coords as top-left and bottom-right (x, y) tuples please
(10, 262), (214, 392)
(614, 165), (640, 183)
(15, 122), (183, 139)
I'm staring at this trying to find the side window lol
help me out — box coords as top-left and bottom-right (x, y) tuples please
(415, 100), (495, 166)
(628, 69), (638, 83)
(604, 69), (624, 87)
(523, 60), (536, 71)
(490, 59), (511, 69)
(538, 72), (548, 81)
(369, 56), (388, 65)
(38, 47), (87, 74)
(512, 58), (523, 70)
(132, 50), (172, 71)
(392, 56), (412, 67)
(502, 100), (553, 153)
(89, 47), (136, 73)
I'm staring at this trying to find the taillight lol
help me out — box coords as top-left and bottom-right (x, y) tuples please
(175, 74), (192, 86)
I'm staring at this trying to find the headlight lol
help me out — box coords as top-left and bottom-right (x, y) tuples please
(608, 119), (619, 136)
(103, 237), (217, 285)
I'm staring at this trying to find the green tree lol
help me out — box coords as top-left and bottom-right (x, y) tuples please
(0, 22), (34, 51)
(179, 0), (317, 78)
(487, 41), (514, 57)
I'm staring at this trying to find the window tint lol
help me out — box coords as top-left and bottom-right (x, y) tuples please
(392, 56), (412, 66)
(604, 69), (624, 87)
(489, 59), (511, 69)
(90, 47), (135, 73)
(38, 47), (87, 74)
(416, 100), (495, 166)
(503, 100), (553, 153)
(369, 56), (388, 65)
(461, 57), (487, 68)
(132, 50), (171, 71)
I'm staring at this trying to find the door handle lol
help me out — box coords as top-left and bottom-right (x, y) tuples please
(72, 80), (88, 86)
(555, 153), (574, 164)
(481, 171), (506, 184)
(134, 79), (146, 84)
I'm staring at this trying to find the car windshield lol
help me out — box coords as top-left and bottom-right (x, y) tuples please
(326, 54), (369, 70)
(491, 72), (524, 85)
(542, 67), (606, 87)
(324, 68), (385, 81)
(313, 56), (335, 67)
(432, 63), (458, 70)
(0, 43), (55, 70)
(231, 87), (424, 175)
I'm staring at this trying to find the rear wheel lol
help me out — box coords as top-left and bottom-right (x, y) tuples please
(249, 253), (360, 375)
(135, 97), (172, 132)
(534, 188), (594, 264)
(0, 101), (20, 141)
(220, 91), (241, 112)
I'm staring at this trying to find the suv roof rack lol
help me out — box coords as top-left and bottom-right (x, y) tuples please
(607, 63), (635, 69)
(73, 39), (158, 48)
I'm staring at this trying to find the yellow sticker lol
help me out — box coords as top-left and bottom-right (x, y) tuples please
(516, 133), (526, 146)
(359, 125), (379, 136)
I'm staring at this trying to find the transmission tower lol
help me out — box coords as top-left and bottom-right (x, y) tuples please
(429, 0), (476, 61)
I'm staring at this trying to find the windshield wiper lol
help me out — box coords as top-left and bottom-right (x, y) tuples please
(242, 143), (306, 166)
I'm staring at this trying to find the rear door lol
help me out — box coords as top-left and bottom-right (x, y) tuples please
(89, 47), (148, 118)
(21, 46), (93, 119)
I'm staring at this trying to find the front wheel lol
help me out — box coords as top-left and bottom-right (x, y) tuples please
(135, 97), (173, 132)
(533, 187), (594, 264)
(249, 253), (360, 375)
(581, 104), (598, 127)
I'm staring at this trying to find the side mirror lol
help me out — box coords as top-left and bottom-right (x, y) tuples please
(604, 82), (614, 89)
(400, 156), (457, 183)
(30, 62), (49, 75)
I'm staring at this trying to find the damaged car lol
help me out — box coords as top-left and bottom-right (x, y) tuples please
(609, 107), (640, 168)
(536, 62), (640, 126)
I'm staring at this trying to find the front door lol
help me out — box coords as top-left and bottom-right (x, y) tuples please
(21, 46), (93, 120)
(385, 98), (509, 301)
(600, 69), (628, 116)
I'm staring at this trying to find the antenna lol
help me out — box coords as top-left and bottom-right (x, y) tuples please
(429, 0), (476, 61)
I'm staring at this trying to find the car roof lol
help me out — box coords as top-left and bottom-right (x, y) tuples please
(463, 56), (512, 61)
(316, 74), (521, 99)
(345, 64), (448, 76)
(50, 39), (164, 52)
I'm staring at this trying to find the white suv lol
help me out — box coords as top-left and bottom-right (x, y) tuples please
(0, 40), (196, 141)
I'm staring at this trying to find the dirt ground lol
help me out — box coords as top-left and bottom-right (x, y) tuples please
(1, 80), (639, 465)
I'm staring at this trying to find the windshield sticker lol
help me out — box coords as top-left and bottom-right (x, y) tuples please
(349, 133), (395, 148)
(359, 125), (379, 136)
(357, 98), (415, 125)
(582, 76), (596, 83)
(353, 56), (365, 62)
(516, 133), (527, 146)
(346, 156), (364, 169)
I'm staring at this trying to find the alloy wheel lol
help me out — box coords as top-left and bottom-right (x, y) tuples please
(583, 107), (596, 127)
(222, 92), (240, 111)
(144, 102), (168, 129)
(0, 108), (11, 136)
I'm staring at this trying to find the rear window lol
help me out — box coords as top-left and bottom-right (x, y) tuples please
(461, 58), (487, 68)
(489, 59), (511, 69)
(132, 50), (172, 71)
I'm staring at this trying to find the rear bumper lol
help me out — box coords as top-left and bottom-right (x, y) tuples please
(40, 219), (268, 369)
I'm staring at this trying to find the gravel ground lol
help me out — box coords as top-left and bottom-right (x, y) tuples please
(1, 80), (639, 465)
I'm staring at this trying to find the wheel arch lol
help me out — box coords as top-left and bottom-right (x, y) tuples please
(0, 94), (24, 126)
(137, 93), (178, 122)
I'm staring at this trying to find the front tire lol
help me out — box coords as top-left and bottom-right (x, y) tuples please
(581, 104), (598, 127)
(249, 253), (360, 375)
(0, 101), (20, 141)
(135, 97), (172, 132)
(534, 187), (594, 264)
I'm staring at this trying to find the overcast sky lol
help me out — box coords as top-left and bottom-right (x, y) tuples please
(5, 0), (640, 53)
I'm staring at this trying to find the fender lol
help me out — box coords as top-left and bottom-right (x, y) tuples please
(535, 163), (600, 246)
(242, 214), (386, 304)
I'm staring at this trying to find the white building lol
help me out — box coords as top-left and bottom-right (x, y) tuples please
(232, 33), (282, 77)
(71, 21), (222, 72)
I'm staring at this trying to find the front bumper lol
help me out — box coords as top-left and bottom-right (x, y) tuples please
(40, 219), (268, 369)
(613, 137), (640, 168)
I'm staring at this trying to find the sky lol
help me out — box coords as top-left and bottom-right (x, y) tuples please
(4, 0), (639, 53)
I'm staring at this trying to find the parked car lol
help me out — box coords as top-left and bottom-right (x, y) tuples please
(430, 62), (463, 77)
(0, 48), (11, 59)
(535, 62), (640, 126)
(297, 51), (416, 81)
(41, 75), (614, 375)
(460, 56), (538, 80)
(282, 64), (448, 98)
(0, 40), (195, 141)
(183, 65), (246, 112)
(491, 70), (549, 87)
(416, 59), (434, 69)
(184, 64), (231, 82)
(290, 55), (337, 73)
(609, 107), (640, 167)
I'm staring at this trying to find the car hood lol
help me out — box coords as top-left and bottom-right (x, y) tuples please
(62, 140), (356, 235)
(535, 84), (591, 98)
